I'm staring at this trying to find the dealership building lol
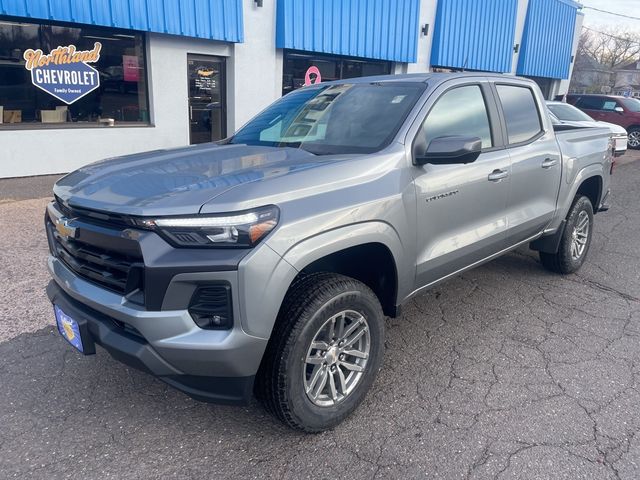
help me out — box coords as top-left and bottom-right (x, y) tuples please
(0, 0), (583, 178)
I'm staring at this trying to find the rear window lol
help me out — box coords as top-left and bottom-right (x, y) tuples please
(496, 85), (543, 144)
(575, 96), (605, 110)
(620, 97), (640, 112)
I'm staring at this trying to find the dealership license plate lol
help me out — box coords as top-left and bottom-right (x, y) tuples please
(54, 305), (84, 353)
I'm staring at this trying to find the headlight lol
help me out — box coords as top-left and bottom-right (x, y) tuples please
(135, 206), (279, 248)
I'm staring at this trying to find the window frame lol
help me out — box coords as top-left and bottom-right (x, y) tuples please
(0, 18), (152, 131)
(410, 81), (504, 165)
(493, 82), (545, 148)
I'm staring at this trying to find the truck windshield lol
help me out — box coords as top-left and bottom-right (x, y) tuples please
(229, 82), (425, 155)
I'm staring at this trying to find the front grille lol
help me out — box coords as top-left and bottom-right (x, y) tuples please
(55, 196), (132, 228)
(47, 217), (144, 297)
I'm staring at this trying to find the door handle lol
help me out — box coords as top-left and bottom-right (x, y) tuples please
(541, 158), (558, 169)
(488, 169), (509, 182)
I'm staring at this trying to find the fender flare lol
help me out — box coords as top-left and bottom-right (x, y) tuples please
(555, 164), (604, 226)
(240, 222), (408, 339)
(280, 221), (406, 276)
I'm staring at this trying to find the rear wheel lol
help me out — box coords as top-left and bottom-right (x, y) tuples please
(540, 195), (594, 274)
(628, 127), (640, 150)
(255, 273), (385, 432)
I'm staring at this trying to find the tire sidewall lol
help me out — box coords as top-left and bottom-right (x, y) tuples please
(559, 196), (594, 271)
(283, 287), (385, 431)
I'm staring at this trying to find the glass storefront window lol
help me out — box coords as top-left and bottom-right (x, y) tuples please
(282, 50), (391, 96)
(0, 19), (148, 127)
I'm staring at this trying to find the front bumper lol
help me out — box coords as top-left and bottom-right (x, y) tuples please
(613, 134), (627, 157)
(47, 256), (268, 404)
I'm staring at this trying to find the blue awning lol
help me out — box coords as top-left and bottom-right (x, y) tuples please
(430, 0), (519, 73)
(0, 0), (244, 43)
(516, 0), (580, 79)
(275, 0), (420, 63)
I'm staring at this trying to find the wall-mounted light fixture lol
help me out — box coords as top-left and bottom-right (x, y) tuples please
(513, 44), (520, 53)
(421, 24), (429, 36)
(255, 0), (263, 6)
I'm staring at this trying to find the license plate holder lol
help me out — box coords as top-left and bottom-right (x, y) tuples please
(54, 304), (94, 354)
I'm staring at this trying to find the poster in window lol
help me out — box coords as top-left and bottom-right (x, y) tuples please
(123, 55), (139, 82)
(23, 42), (102, 104)
(194, 66), (217, 92)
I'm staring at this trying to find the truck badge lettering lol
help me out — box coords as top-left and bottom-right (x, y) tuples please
(425, 190), (459, 203)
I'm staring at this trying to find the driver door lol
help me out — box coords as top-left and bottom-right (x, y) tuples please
(412, 81), (511, 288)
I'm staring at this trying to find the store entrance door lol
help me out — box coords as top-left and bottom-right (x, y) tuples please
(188, 54), (226, 144)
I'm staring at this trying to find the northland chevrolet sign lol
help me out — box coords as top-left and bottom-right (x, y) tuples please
(22, 43), (102, 104)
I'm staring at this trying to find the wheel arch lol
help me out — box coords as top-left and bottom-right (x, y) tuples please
(295, 243), (399, 318)
(280, 222), (408, 319)
(575, 175), (603, 212)
(532, 172), (603, 254)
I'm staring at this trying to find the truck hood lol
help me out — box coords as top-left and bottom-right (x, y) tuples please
(53, 143), (340, 216)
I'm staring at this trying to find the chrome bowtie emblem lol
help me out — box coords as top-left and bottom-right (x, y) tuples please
(55, 217), (77, 239)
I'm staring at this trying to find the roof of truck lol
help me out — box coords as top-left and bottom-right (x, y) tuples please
(318, 72), (524, 84)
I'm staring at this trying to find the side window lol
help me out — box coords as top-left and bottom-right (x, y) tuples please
(575, 96), (605, 110)
(496, 85), (543, 144)
(419, 85), (493, 149)
(602, 100), (618, 111)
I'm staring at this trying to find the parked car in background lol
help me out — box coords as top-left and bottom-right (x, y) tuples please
(566, 94), (640, 149)
(547, 101), (627, 156)
(46, 74), (613, 432)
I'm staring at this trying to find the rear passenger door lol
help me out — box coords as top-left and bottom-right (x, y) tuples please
(597, 98), (624, 124)
(411, 79), (511, 288)
(495, 83), (562, 244)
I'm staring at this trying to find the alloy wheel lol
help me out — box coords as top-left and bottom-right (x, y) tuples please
(303, 310), (371, 407)
(570, 210), (590, 260)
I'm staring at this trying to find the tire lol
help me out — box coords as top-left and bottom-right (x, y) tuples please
(540, 195), (594, 274)
(255, 272), (385, 432)
(627, 127), (640, 150)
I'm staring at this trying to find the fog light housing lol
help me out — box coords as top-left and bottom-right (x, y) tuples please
(188, 284), (233, 330)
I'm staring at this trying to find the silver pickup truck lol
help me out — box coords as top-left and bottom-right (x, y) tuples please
(45, 73), (613, 431)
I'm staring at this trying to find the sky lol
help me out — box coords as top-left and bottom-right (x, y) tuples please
(579, 0), (640, 31)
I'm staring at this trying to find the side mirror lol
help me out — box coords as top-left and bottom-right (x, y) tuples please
(414, 135), (482, 165)
(614, 106), (624, 114)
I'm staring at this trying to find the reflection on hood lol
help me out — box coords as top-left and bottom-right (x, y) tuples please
(54, 143), (335, 215)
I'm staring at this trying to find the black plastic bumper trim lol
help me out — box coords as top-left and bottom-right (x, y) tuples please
(46, 280), (255, 405)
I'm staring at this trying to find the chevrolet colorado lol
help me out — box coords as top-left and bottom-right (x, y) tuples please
(46, 74), (613, 431)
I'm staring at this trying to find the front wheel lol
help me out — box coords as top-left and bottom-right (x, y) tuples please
(628, 127), (640, 150)
(255, 273), (385, 432)
(540, 195), (594, 274)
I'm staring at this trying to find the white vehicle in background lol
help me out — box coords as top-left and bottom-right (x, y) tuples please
(547, 101), (628, 157)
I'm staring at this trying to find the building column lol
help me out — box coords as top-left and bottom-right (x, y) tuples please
(228, 0), (282, 133)
(402, 0), (439, 74)
(557, 12), (585, 97)
(511, 0), (530, 74)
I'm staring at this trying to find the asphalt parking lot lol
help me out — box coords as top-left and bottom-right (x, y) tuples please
(1, 152), (640, 479)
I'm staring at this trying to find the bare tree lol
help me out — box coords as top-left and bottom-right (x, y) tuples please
(580, 28), (640, 70)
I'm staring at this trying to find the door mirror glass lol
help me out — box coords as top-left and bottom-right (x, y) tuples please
(614, 106), (625, 114)
(415, 135), (482, 165)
